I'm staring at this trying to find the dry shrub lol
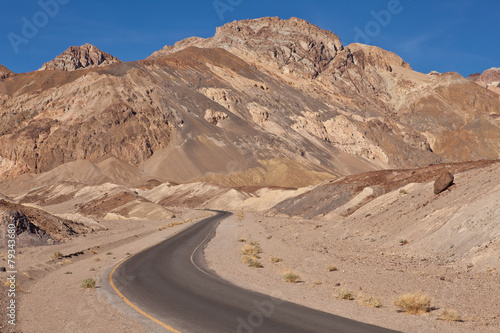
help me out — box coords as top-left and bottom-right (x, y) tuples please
(247, 259), (263, 268)
(336, 289), (355, 300)
(283, 272), (300, 283)
(241, 243), (262, 258)
(270, 257), (282, 263)
(438, 309), (462, 322)
(393, 292), (431, 314)
(361, 296), (383, 308)
(81, 278), (96, 289)
(51, 251), (63, 259)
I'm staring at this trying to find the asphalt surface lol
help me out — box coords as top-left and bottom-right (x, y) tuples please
(110, 211), (400, 333)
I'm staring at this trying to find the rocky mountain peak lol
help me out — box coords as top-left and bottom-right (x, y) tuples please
(39, 43), (121, 71)
(149, 17), (344, 78)
(0, 65), (14, 79)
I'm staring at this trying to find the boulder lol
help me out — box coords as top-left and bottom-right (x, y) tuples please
(434, 171), (454, 194)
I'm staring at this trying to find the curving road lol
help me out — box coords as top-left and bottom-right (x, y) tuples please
(110, 211), (400, 333)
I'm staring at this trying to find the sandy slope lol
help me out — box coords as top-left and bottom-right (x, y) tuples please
(205, 164), (500, 333)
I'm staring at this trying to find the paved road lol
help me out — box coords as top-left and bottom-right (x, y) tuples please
(110, 211), (400, 333)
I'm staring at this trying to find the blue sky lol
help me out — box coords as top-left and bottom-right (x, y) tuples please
(1, 0), (498, 76)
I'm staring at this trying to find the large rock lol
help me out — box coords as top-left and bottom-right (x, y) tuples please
(39, 43), (121, 71)
(434, 171), (454, 194)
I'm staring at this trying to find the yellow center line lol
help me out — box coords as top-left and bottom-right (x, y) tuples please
(108, 219), (207, 333)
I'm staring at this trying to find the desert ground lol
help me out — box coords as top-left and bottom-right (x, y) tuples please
(1, 162), (498, 333)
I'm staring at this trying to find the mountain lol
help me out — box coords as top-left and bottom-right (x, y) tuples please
(0, 65), (14, 79)
(468, 67), (500, 97)
(0, 17), (499, 187)
(39, 43), (121, 71)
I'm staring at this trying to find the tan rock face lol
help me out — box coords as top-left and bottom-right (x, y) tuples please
(39, 43), (121, 71)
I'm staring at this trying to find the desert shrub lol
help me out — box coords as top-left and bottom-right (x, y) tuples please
(247, 259), (263, 268)
(241, 243), (262, 258)
(283, 272), (300, 283)
(270, 257), (282, 263)
(336, 289), (355, 300)
(81, 278), (96, 289)
(52, 251), (63, 259)
(64, 271), (72, 275)
(438, 309), (462, 322)
(393, 292), (431, 314)
(362, 296), (383, 308)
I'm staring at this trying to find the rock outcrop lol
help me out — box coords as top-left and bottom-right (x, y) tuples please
(468, 67), (500, 97)
(0, 199), (91, 246)
(0, 65), (14, 79)
(39, 43), (121, 71)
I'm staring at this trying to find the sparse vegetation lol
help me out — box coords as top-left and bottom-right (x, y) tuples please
(399, 239), (409, 246)
(438, 309), (462, 322)
(270, 256), (282, 263)
(361, 296), (383, 308)
(64, 271), (72, 275)
(64, 259), (72, 264)
(266, 234), (273, 239)
(241, 242), (262, 258)
(393, 292), (432, 314)
(81, 278), (96, 289)
(336, 289), (355, 300)
(238, 238), (247, 243)
(93, 257), (101, 262)
(106, 252), (113, 255)
(283, 272), (300, 283)
(23, 272), (33, 280)
(52, 251), (63, 259)
(88, 268), (95, 271)
(240, 241), (264, 268)
(399, 189), (408, 195)
(236, 211), (244, 221)
(247, 259), (264, 268)
(327, 264), (338, 272)
(89, 249), (98, 255)
(158, 218), (192, 231)
(126, 252), (131, 256)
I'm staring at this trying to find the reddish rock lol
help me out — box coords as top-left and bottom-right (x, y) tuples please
(434, 171), (454, 194)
